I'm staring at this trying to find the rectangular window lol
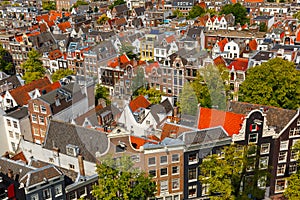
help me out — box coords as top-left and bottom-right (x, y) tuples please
(188, 153), (198, 164)
(249, 133), (258, 143)
(69, 191), (76, 200)
(172, 154), (179, 162)
(15, 132), (19, 140)
(289, 163), (297, 174)
(280, 141), (289, 151)
(202, 183), (209, 195)
(278, 152), (287, 163)
(188, 168), (197, 182)
(31, 193), (38, 200)
(289, 127), (300, 137)
(172, 166), (179, 174)
(172, 179), (180, 190)
(6, 119), (11, 126)
(277, 164), (286, 175)
(148, 157), (156, 166)
(33, 103), (39, 112)
(42, 188), (51, 199)
(275, 179), (286, 193)
(9, 131), (13, 138)
(160, 180), (168, 193)
(32, 114), (37, 123)
(160, 156), (167, 164)
(261, 143), (270, 154)
(291, 150), (299, 161)
(13, 121), (18, 129)
(69, 164), (75, 170)
(11, 142), (16, 151)
(259, 157), (268, 169)
(40, 105), (46, 114)
(39, 116), (45, 124)
(40, 129), (46, 138)
(188, 185), (197, 198)
(258, 176), (267, 188)
(149, 169), (156, 177)
(79, 187), (87, 197)
(54, 184), (62, 196)
(160, 168), (168, 176)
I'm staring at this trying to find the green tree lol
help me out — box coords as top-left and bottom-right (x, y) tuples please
(72, 0), (88, 9)
(0, 46), (13, 75)
(206, 8), (217, 17)
(21, 49), (45, 84)
(92, 155), (156, 200)
(173, 9), (184, 18)
(219, 3), (248, 25)
(284, 141), (300, 199)
(179, 82), (199, 116)
(259, 22), (267, 32)
(239, 58), (300, 110)
(131, 67), (146, 96)
(119, 43), (139, 60)
(95, 84), (110, 106)
(109, 0), (126, 10)
(42, 1), (56, 10)
(135, 87), (163, 104)
(293, 11), (300, 20)
(187, 5), (205, 19)
(51, 69), (74, 82)
(199, 144), (268, 200)
(97, 14), (110, 25)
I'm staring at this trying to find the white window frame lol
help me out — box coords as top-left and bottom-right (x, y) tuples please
(172, 154), (179, 163)
(280, 141), (289, 151)
(160, 168), (168, 177)
(32, 114), (38, 123)
(260, 143), (270, 154)
(160, 180), (168, 193)
(160, 155), (168, 165)
(33, 103), (39, 112)
(148, 157), (156, 166)
(275, 179), (286, 193)
(278, 152), (287, 163)
(188, 185), (197, 198)
(259, 157), (268, 169)
(277, 164), (286, 176)
(40, 105), (47, 114)
(54, 184), (62, 197)
(172, 179), (180, 190)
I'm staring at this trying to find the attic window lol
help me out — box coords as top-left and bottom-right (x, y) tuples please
(116, 143), (126, 153)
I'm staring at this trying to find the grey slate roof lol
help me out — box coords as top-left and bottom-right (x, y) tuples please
(228, 101), (297, 133)
(44, 120), (109, 163)
(254, 16), (273, 20)
(251, 51), (275, 61)
(5, 107), (28, 120)
(134, 7), (145, 16)
(0, 75), (21, 91)
(0, 157), (34, 179)
(114, 4), (129, 14)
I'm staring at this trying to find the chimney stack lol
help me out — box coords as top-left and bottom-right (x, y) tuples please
(7, 169), (14, 179)
(78, 154), (85, 177)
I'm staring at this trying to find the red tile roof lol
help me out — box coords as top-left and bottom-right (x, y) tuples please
(39, 81), (61, 94)
(107, 54), (130, 68)
(296, 30), (300, 42)
(213, 56), (226, 67)
(145, 62), (159, 74)
(197, 2), (206, 9)
(198, 107), (245, 136)
(218, 38), (228, 52)
(161, 123), (193, 141)
(130, 136), (158, 149)
(9, 77), (51, 106)
(49, 49), (63, 60)
(129, 95), (151, 112)
(227, 58), (249, 71)
(57, 21), (71, 32)
(165, 35), (176, 43)
(249, 39), (257, 51)
(245, 0), (264, 2)
(10, 151), (27, 164)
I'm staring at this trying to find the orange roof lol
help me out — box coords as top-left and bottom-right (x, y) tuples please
(165, 35), (176, 43)
(9, 77), (51, 106)
(213, 56), (226, 67)
(249, 39), (257, 51)
(296, 30), (300, 42)
(27, 31), (40, 37)
(145, 62), (159, 74)
(227, 58), (249, 71)
(39, 81), (61, 94)
(107, 54), (130, 68)
(130, 136), (158, 149)
(197, 2), (206, 9)
(15, 35), (23, 43)
(129, 95), (151, 112)
(198, 107), (245, 136)
(161, 123), (193, 141)
(49, 49), (63, 60)
(57, 21), (71, 32)
(244, 0), (264, 2)
(218, 38), (228, 52)
(10, 151), (27, 163)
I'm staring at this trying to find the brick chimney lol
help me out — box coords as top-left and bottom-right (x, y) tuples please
(78, 154), (85, 177)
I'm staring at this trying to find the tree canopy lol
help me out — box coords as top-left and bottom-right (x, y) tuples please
(109, 0), (126, 10)
(293, 11), (300, 20)
(199, 144), (268, 199)
(51, 69), (74, 82)
(131, 67), (146, 96)
(42, 1), (56, 11)
(0, 45), (13, 75)
(284, 141), (300, 199)
(97, 14), (110, 25)
(95, 84), (110, 106)
(239, 58), (300, 110)
(219, 3), (248, 25)
(92, 155), (156, 200)
(173, 9), (184, 18)
(21, 49), (45, 84)
(187, 5), (205, 19)
(135, 87), (163, 104)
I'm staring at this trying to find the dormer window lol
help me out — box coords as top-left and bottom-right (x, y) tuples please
(116, 142), (126, 152)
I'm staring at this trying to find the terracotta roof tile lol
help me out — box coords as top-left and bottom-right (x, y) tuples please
(213, 55), (226, 67)
(107, 54), (130, 68)
(165, 35), (176, 43)
(9, 77), (51, 106)
(10, 152), (27, 164)
(198, 107), (245, 136)
(161, 123), (193, 140)
(296, 30), (300, 42)
(114, 17), (127, 26)
(129, 95), (151, 112)
(130, 136), (158, 149)
(218, 38), (228, 52)
(57, 21), (71, 32)
(227, 58), (249, 71)
(39, 81), (61, 94)
(249, 39), (257, 51)
(48, 49), (63, 60)
(145, 62), (159, 74)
